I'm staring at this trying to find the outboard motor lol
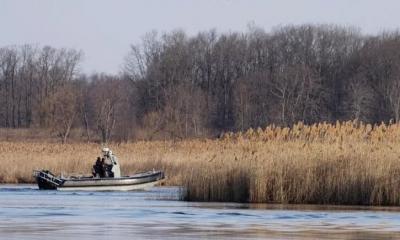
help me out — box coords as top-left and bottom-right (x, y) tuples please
(33, 170), (63, 190)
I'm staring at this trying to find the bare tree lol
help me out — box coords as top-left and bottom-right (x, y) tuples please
(50, 83), (80, 143)
(88, 75), (124, 143)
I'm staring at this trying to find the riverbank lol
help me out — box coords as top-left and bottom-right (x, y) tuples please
(2, 121), (400, 205)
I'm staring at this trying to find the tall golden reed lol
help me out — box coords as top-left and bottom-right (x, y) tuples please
(1, 120), (400, 205)
(184, 120), (400, 205)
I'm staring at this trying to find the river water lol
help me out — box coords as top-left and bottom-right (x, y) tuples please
(0, 185), (399, 240)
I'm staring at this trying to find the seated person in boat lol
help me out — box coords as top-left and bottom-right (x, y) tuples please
(102, 147), (121, 178)
(92, 157), (105, 178)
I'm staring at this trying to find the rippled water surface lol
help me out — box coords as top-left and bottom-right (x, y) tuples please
(1, 185), (400, 239)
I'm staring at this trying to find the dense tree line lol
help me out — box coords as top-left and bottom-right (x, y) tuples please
(2, 25), (400, 142)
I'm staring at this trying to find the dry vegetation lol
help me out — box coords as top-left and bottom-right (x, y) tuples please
(2, 120), (400, 205)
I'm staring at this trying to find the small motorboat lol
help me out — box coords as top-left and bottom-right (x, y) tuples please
(33, 170), (165, 191)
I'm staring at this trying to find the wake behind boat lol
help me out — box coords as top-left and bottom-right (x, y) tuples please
(34, 170), (165, 191)
(33, 147), (165, 191)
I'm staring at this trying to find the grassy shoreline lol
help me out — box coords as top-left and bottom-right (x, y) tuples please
(2, 121), (400, 205)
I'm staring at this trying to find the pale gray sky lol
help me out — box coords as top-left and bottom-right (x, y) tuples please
(1, 0), (399, 74)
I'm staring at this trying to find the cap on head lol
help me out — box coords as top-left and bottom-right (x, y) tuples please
(102, 147), (110, 156)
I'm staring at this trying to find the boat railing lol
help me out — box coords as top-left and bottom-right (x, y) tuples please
(33, 170), (63, 186)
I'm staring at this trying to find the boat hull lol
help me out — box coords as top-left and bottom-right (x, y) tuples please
(34, 170), (165, 191)
(58, 180), (161, 191)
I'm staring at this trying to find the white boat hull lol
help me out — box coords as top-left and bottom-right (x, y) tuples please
(58, 180), (161, 191)
(34, 170), (165, 191)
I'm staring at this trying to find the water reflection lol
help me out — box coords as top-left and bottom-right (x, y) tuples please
(0, 185), (399, 239)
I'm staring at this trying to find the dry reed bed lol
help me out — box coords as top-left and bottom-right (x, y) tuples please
(2, 121), (400, 205)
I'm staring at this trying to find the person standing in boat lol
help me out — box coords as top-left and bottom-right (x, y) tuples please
(102, 147), (121, 178)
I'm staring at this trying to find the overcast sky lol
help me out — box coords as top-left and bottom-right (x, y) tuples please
(1, 0), (399, 74)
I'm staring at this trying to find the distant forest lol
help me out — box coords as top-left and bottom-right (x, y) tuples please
(1, 24), (400, 142)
